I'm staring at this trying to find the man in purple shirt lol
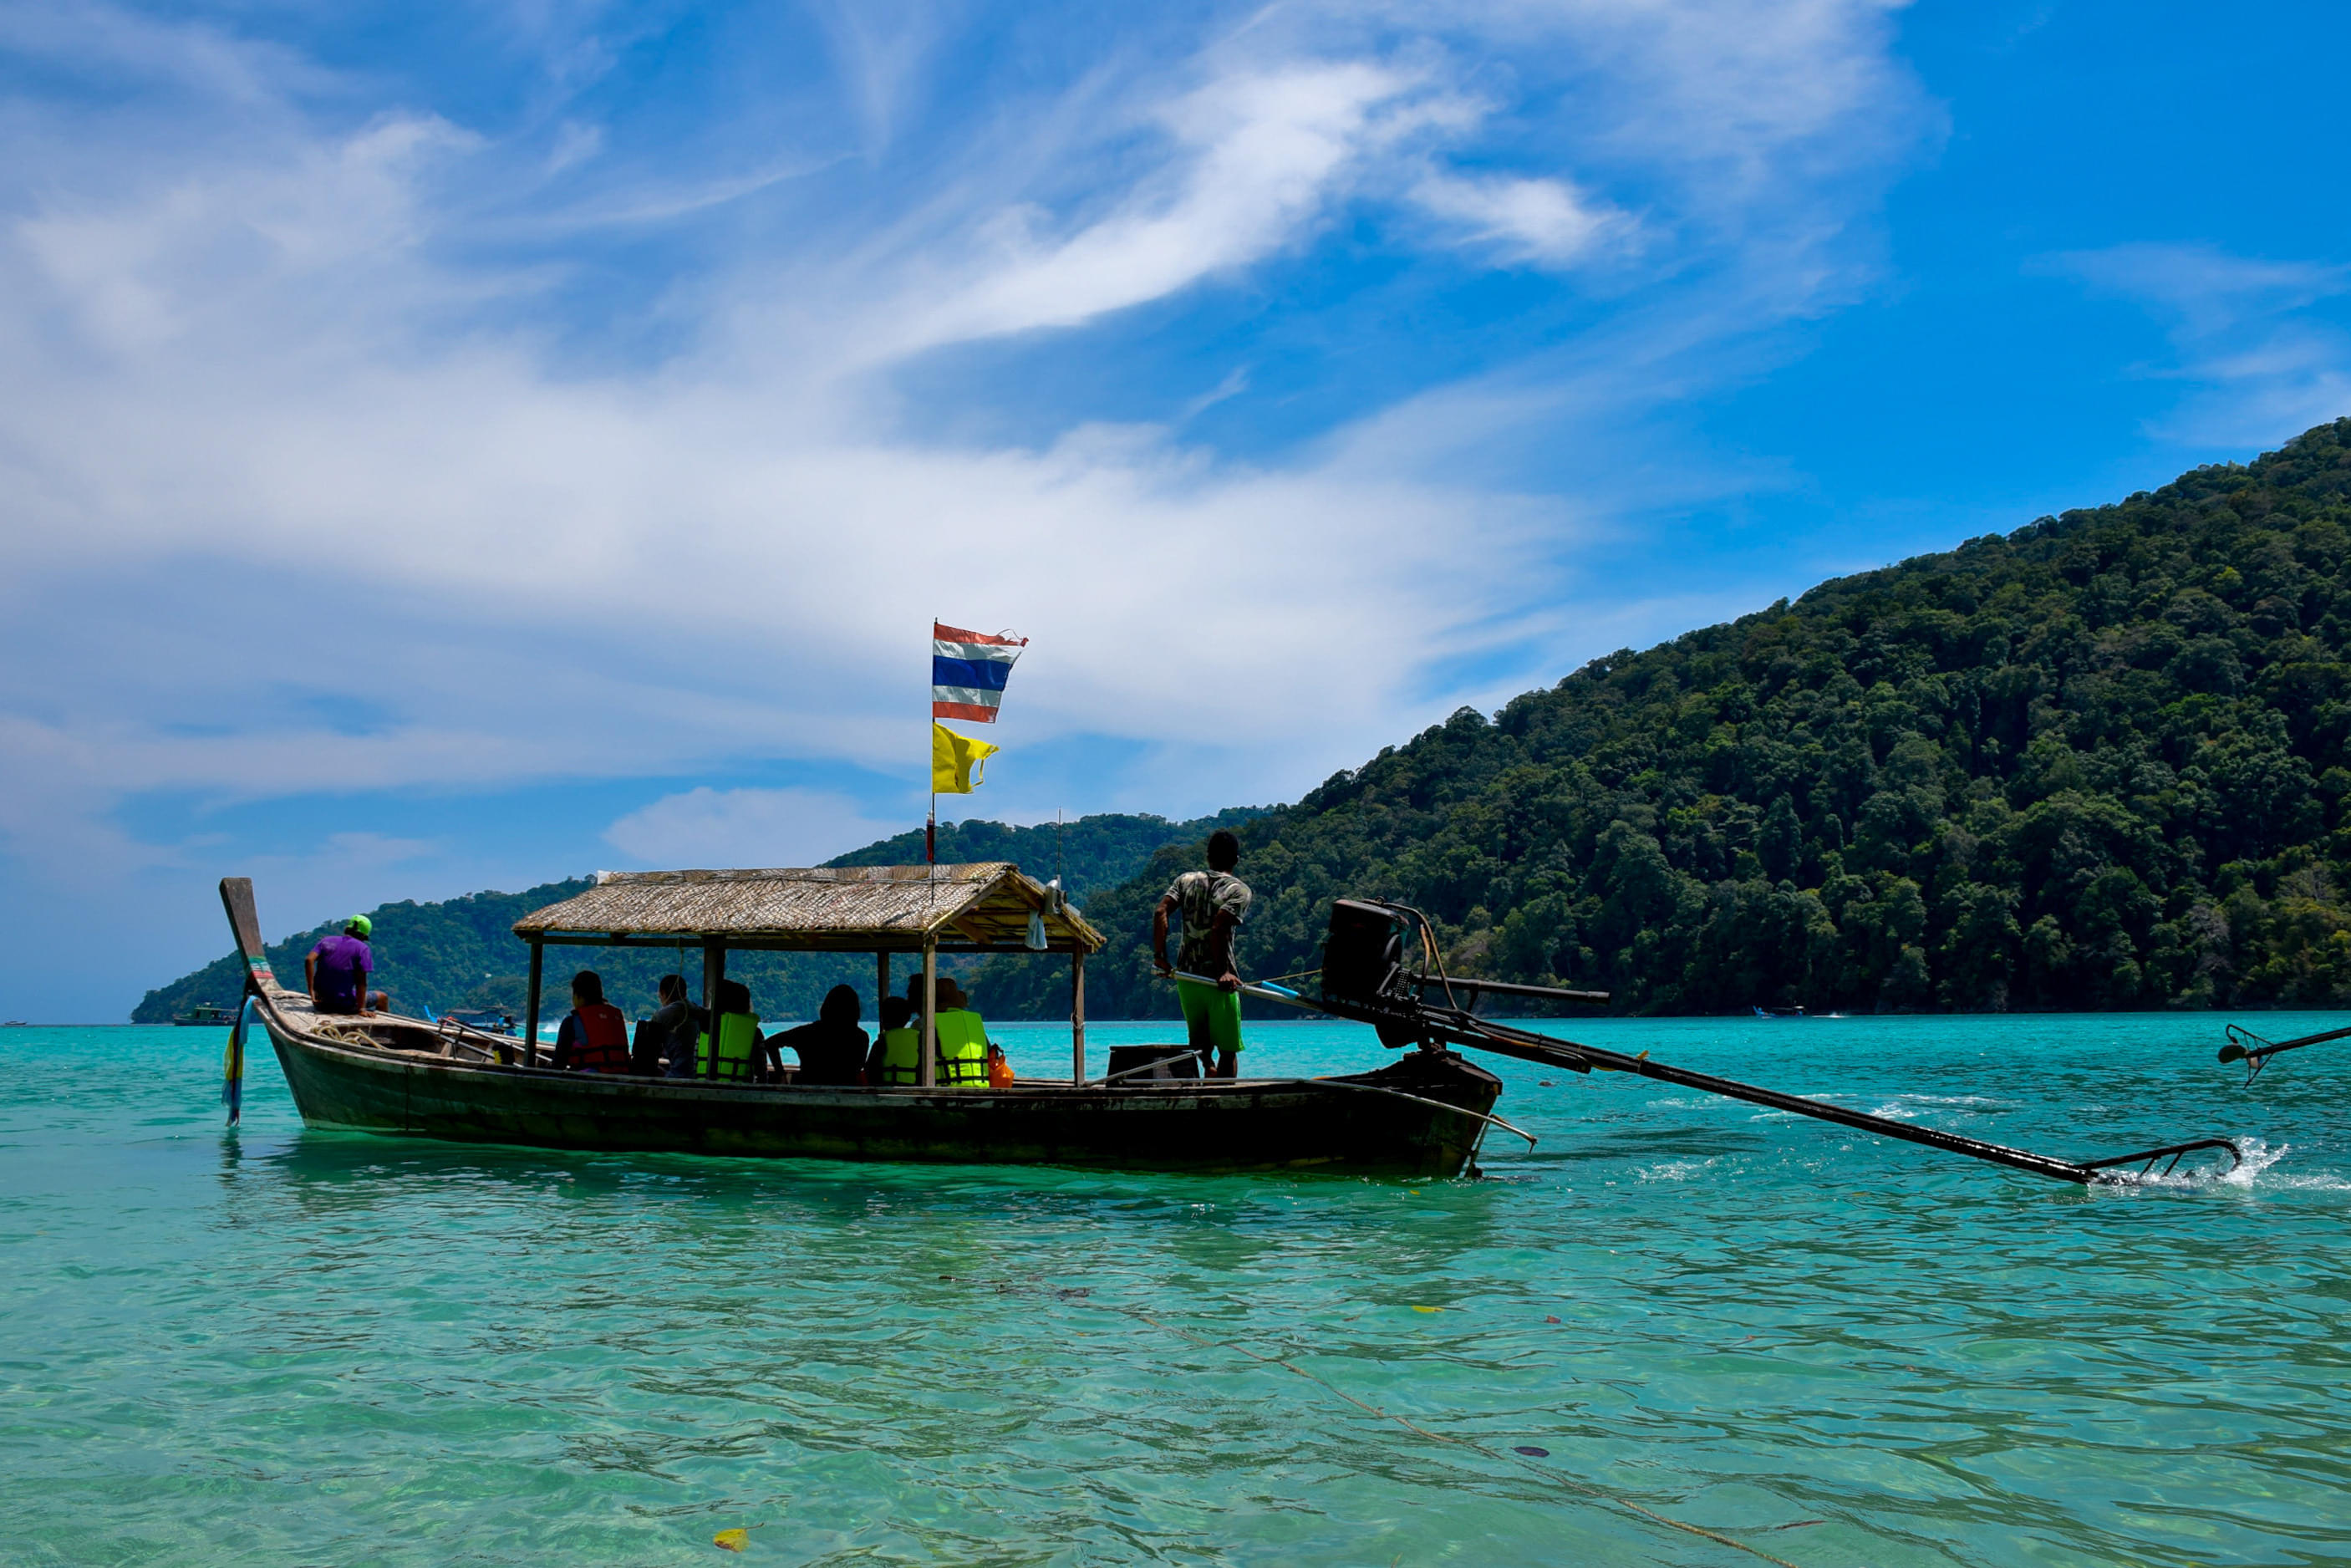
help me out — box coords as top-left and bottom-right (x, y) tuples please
(307, 915), (390, 1016)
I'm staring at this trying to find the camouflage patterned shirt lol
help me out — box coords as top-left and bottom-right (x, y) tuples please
(1167, 869), (1251, 975)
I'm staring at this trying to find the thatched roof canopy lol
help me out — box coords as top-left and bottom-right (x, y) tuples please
(512, 863), (1104, 954)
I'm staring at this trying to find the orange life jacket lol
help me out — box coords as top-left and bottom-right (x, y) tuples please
(568, 1003), (631, 1072)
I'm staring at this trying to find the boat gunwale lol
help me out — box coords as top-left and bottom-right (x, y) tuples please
(249, 986), (1434, 1110)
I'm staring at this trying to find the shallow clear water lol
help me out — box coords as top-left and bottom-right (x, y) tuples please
(2, 1014), (2345, 1566)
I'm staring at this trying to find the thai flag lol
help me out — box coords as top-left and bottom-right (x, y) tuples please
(933, 622), (1027, 723)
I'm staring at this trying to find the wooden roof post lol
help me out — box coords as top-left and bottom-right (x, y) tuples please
(523, 939), (543, 1069)
(703, 939), (725, 1079)
(876, 950), (890, 1036)
(919, 938), (937, 1088)
(1071, 949), (1086, 1084)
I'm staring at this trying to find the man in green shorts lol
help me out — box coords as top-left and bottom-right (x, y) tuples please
(1153, 829), (1249, 1078)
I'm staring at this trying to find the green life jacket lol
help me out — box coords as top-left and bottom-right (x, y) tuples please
(878, 1026), (921, 1085)
(696, 1011), (762, 1081)
(935, 1008), (990, 1087)
(876, 1011), (990, 1087)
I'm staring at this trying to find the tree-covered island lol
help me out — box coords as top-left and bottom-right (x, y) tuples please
(144, 419), (2351, 1021)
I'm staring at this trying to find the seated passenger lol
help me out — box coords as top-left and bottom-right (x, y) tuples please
(871, 996), (919, 1085)
(552, 970), (630, 1072)
(695, 978), (766, 1083)
(307, 915), (390, 1016)
(769, 985), (868, 1087)
(634, 974), (700, 1077)
(932, 977), (992, 1088)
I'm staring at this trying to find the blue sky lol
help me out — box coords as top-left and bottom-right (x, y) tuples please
(3, 0), (2348, 1020)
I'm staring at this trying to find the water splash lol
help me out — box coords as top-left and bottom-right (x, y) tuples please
(1864, 1092), (2011, 1121)
(1635, 1157), (1719, 1182)
(2093, 1137), (2348, 1193)
(2217, 1138), (2351, 1192)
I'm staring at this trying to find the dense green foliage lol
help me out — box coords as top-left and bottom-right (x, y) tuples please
(134, 810), (1261, 1023)
(981, 419), (2351, 1019)
(818, 807), (1263, 897)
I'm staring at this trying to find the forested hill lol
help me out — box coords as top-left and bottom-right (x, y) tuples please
(819, 807), (1264, 891)
(133, 880), (592, 1024)
(133, 808), (1262, 1022)
(980, 417), (2351, 1020)
(141, 419), (2351, 1026)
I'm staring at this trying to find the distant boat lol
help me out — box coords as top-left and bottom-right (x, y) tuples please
(1, 1020), (27, 1028)
(1752, 1005), (1806, 1019)
(438, 1008), (517, 1036)
(173, 1003), (241, 1027)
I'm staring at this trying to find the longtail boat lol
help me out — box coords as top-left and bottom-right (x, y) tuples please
(216, 870), (1505, 1177)
(215, 873), (2246, 1188)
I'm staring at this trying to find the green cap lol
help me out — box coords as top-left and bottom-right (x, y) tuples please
(345, 914), (373, 938)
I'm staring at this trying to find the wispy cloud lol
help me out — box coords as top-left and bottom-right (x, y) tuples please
(2048, 242), (2348, 332)
(1410, 169), (1634, 267)
(883, 61), (1433, 351)
(17, 113), (477, 351)
(2043, 242), (2351, 445)
(605, 787), (903, 868)
(0, 0), (1939, 1008)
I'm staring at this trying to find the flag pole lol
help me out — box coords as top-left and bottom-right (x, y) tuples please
(926, 614), (937, 865)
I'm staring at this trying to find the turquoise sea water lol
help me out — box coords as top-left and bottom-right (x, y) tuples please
(2, 1014), (2345, 1567)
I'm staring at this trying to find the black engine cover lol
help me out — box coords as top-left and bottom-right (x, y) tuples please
(1321, 900), (1408, 1006)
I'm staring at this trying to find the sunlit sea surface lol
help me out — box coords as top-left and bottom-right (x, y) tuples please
(3, 1014), (2346, 1567)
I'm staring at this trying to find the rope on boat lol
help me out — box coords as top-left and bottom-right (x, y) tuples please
(1122, 1306), (1807, 1568)
(430, 1017), (508, 1063)
(1300, 1076), (1536, 1149)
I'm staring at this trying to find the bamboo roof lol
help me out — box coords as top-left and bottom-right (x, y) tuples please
(512, 863), (1105, 954)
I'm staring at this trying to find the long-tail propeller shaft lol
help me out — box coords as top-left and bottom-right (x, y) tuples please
(1197, 898), (2244, 1186)
(1364, 998), (2233, 1185)
(2220, 1021), (2351, 1083)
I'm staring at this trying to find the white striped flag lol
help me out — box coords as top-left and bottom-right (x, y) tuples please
(933, 622), (1026, 723)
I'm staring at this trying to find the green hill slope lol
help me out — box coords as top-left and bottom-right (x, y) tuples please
(145, 420), (2351, 1026)
(132, 880), (593, 1025)
(133, 810), (1262, 1023)
(980, 418), (2351, 1019)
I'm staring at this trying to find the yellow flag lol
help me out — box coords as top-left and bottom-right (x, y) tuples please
(932, 721), (1000, 794)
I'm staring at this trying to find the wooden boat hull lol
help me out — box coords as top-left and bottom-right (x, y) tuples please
(252, 992), (1502, 1178)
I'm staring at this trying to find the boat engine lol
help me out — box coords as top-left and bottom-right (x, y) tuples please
(1320, 899), (1412, 1006)
(1319, 899), (1436, 1049)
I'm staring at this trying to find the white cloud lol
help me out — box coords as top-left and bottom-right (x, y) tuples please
(1411, 169), (1632, 267)
(15, 109), (476, 352)
(1278, 0), (1928, 212)
(887, 61), (1427, 350)
(0, 0), (1938, 1013)
(2048, 242), (2348, 333)
(605, 787), (903, 868)
(807, 0), (952, 158)
(2043, 242), (2351, 446)
(268, 830), (442, 881)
